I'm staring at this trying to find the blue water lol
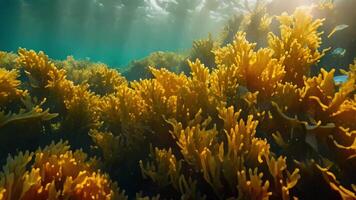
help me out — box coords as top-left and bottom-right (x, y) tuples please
(333, 75), (348, 84)
(0, 0), (239, 67)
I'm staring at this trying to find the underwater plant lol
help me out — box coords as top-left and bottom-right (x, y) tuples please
(220, 14), (244, 46)
(0, 140), (126, 200)
(16, 49), (103, 141)
(136, 7), (355, 199)
(122, 51), (184, 81)
(138, 106), (300, 199)
(0, 68), (26, 106)
(56, 56), (127, 96)
(0, 52), (17, 71)
(179, 34), (219, 73)
(0, 66), (57, 157)
(219, 0), (272, 48)
(268, 8), (327, 86)
(240, 0), (272, 47)
(213, 31), (285, 100)
(0, 3), (355, 200)
(55, 56), (96, 85)
(86, 64), (127, 96)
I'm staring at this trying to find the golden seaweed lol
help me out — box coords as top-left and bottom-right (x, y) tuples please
(0, 68), (26, 106)
(0, 141), (126, 200)
(0, 6), (355, 200)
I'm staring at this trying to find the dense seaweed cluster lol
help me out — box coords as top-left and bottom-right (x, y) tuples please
(0, 6), (355, 200)
(123, 0), (273, 80)
(0, 141), (126, 200)
(122, 52), (184, 81)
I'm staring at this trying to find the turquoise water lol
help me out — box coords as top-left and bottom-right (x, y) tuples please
(1, 0), (355, 71)
(0, 0), (244, 67)
(1, 1), (356, 199)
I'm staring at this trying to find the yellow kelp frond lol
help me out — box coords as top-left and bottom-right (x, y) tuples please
(149, 67), (188, 97)
(171, 119), (218, 170)
(272, 82), (301, 113)
(178, 175), (207, 200)
(63, 171), (127, 200)
(132, 78), (176, 119)
(264, 156), (300, 200)
(267, 67), (354, 162)
(348, 60), (356, 74)
(236, 168), (271, 200)
(213, 32), (285, 99)
(316, 164), (356, 200)
(189, 59), (210, 84)
(17, 48), (69, 90)
(139, 147), (182, 189)
(16, 50), (104, 135)
(150, 62), (215, 124)
(278, 8), (324, 50)
(186, 59), (217, 116)
(123, 51), (184, 81)
(300, 69), (336, 121)
(268, 8), (327, 86)
(219, 14), (244, 46)
(61, 84), (101, 134)
(0, 68), (27, 106)
(0, 140), (122, 200)
(214, 32), (255, 73)
(0, 151), (33, 200)
(32, 140), (98, 181)
(131, 79), (176, 133)
(56, 56), (124, 90)
(211, 32), (252, 106)
(328, 61), (356, 113)
(331, 97), (356, 130)
(139, 146), (206, 199)
(167, 108), (213, 139)
(56, 56), (96, 84)
(176, 105), (298, 199)
(224, 115), (260, 162)
(90, 129), (128, 166)
(99, 85), (147, 135)
(17, 48), (76, 114)
(95, 86), (147, 166)
(327, 73), (355, 115)
(218, 106), (241, 132)
(295, 159), (354, 199)
(0, 51), (17, 70)
(218, 115), (270, 189)
(0, 188), (5, 199)
(191, 34), (217, 67)
(209, 63), (240, 107)
(330, 127), (356, 165)
(0, 97), (57, 128)
(199, 147), (223, 195)
(298, 67), (355, 129)
(63, 84), (96, 112)
(86, 64), (127, 96)
(302, 68), (335, 101)
(246, 48), (285, 97)
(183, 34), (218, 71)
(240, 0), (272, 47)
(241, 0), (271, 32)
